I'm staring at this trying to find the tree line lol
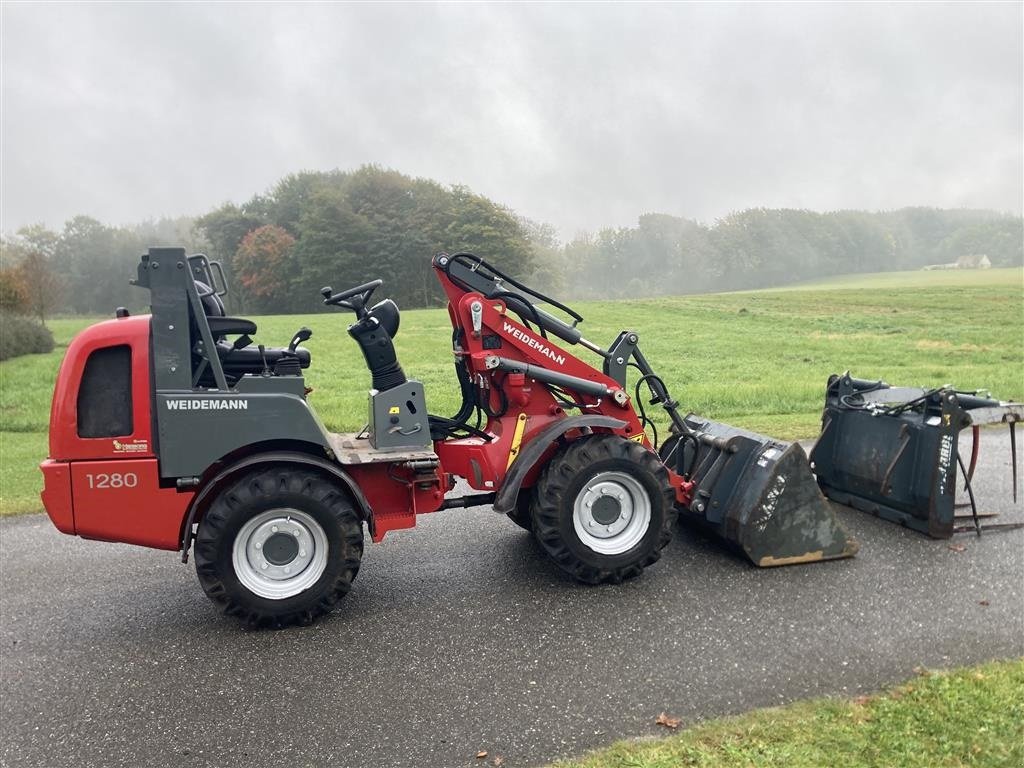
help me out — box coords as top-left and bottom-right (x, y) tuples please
(0, 215), (206, 321)
(1, 164), (1020, 321)
(557, 207), (1023, 299)
(0, 166), (537, 319)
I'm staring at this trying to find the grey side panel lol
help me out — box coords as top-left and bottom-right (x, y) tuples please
(492, 415), (627, 514)
(156, 392), (331, 478)
(368, 379), (430, 449)
(179, 450), (374, 557)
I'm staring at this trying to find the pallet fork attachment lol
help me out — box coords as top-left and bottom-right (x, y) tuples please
(810, 373), (1024, 538)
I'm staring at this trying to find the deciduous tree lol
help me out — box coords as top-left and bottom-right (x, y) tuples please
(0, 267), (28, 313)
(17, 251), (62, 325)
(234, 225), (296, 313)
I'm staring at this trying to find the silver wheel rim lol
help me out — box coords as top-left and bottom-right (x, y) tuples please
(232, 508), (328, 600)
(572, 471), (652, 555)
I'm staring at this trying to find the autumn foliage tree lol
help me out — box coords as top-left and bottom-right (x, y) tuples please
(0, 268), (28, 312)
(233, 225), (296, 313)
(17, 251), (62, 325)
(1, 231), (62, 323)
(0, 237), (56, 360)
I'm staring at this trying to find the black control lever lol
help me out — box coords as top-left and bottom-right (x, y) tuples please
(257, 344), (270, 377)
(288, 327), (312, 353)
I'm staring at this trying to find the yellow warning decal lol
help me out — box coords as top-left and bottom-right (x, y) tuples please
(388, 406), (401, 415)
(506, 413), (529, 468)
(629, 433), (646, 443)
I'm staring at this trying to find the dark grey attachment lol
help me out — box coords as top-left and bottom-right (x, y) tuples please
(666, 416), (859, 566)
(810, 372), (1023, 538)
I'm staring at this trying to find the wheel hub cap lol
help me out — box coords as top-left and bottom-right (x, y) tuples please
(263, 531), (300, 566)
(590, 495), (621, 525)
(573, 472), (652, 555)
(232, 508), (329, 600)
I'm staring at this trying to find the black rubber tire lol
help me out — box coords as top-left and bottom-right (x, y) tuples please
(531, 434), (676, 584)
(507, 487), (535, 531)
(194, 467), (364, 628)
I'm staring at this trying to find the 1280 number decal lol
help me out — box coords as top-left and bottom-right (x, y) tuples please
(85, 473), (139, 489)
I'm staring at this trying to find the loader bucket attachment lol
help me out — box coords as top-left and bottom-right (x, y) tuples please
(809, 373), (1023, 538)
(665, 417), (859, 566)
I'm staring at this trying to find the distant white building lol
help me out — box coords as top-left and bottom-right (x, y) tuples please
(923, 254), (992, 270)
(955, 254), (992, 269)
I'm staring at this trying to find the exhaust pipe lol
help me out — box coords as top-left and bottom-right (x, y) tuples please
(663, 417), (859, 566)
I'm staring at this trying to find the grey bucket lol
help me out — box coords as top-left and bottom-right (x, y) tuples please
(662, 417), (859, 566)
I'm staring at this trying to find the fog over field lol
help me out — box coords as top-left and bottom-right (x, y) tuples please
(1, 2), (1021, 238)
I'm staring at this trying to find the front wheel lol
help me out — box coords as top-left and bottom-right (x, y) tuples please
(194, 467), (364, 627)
(531, 434), (675, 584)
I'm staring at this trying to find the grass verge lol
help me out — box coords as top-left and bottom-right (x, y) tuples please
(0, 431), (48, 514)
(551, 659), (1024, 768)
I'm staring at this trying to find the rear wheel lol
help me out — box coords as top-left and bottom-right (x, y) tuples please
(531, 434), (675, 584)
(194, 467), (363, 627)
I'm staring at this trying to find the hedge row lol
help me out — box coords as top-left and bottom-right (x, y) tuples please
(0, 313), (55, 362)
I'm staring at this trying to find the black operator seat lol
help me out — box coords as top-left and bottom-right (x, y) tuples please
(192, 280), (311, 378)
(195, 280), (256, 334)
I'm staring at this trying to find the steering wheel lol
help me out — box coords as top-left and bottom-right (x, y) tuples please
(320, 279), (382, 319)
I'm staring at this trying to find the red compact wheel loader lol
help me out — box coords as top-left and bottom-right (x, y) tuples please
(40, 248), (857, 626)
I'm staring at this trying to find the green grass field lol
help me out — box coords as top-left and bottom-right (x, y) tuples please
(550, 659), (1024, 768)
(1, 267), (1021, 515)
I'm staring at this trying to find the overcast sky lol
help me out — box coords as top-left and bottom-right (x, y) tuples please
(2, 2), (1021, 241)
